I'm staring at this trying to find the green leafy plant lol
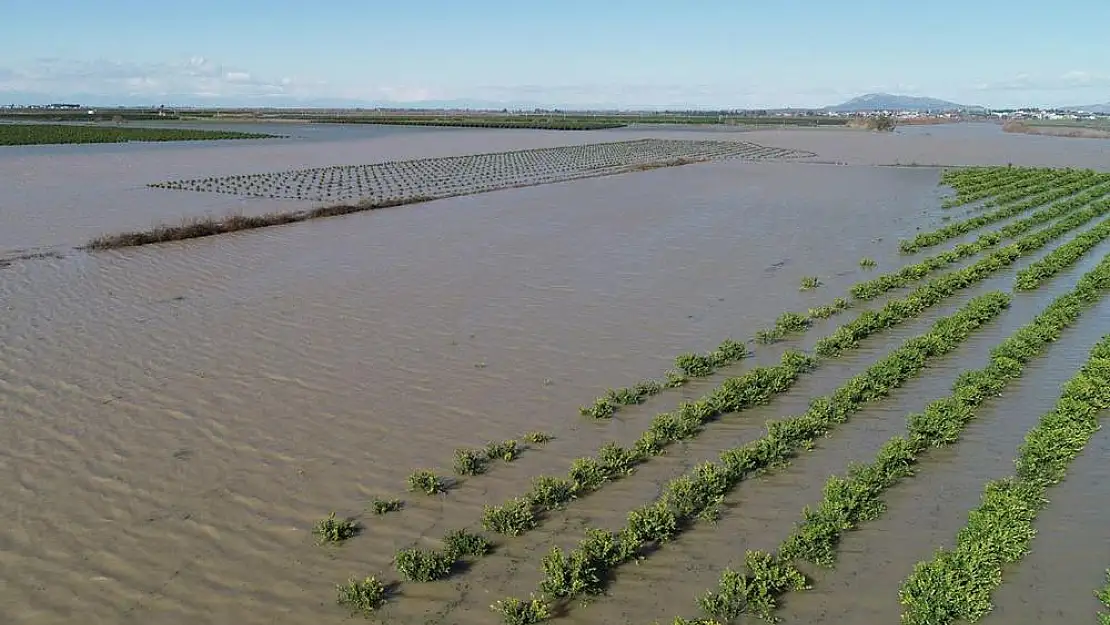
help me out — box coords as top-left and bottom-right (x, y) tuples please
(394, 547), (454, 582)
(491, 595), (551, 625)
(336, 576), (388, 614)
(799, 276), (821, 290)
(313, 512), (359, 544)
(1096, 569), (1110, 625)
(528, 475), (577, 508)
(443, 529), (492, 558)
(697, 552), (808, 622)
(370, 497), (403, 515)
(482, 497), (537, 535)
(858, 257), (878, 269)
(524, 431), (554, 444)
(454, 447), (490, 476)
(675, 352), (716, 377)
(486, 439), (522, 461)
(408, 470), (446, 495)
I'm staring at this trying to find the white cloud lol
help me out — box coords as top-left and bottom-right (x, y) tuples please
(973, 70), (1110, 93)
(2, 55), (1104, 109)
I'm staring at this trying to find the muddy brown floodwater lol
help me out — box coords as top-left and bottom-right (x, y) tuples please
(1, 123), (1109, 625)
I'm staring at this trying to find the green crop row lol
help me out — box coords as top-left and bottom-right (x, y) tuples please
(580, 338), (748, 418)
(900, 171), (1109, 253)
(1015, 212), (1110, 290)
(979, 169), (1096, 210)
(938, 166), (1025, 192)
(937, 166), (1056, 198)
(1097, 570), (1110, 625)
(854, 181), (1110, 300)
(940, 169), (1062, 208)
(685, 250), (1110, 625)
(899, 332), (1110, 624)
(501, 291), (1012, 622)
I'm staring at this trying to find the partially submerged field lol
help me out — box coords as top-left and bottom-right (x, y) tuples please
(2, 124), (1109, 625)
(0, 122), (278, 145)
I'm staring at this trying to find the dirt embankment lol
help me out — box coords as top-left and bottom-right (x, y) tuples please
(1003, 120), (1110, 139)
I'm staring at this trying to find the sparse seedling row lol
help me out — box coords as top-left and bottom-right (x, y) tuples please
(683, 252), (1110, 624)
(581, 339), (746, 418)
(502, 291), (1011, 618)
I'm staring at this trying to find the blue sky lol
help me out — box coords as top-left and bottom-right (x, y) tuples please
(2, 0), (1108, 108)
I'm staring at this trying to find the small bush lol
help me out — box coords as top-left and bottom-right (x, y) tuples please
(529, 475), (577, 509)
(569, 456), (608, 492)
(408, 470), (446, 495)
(859, 257), (878, 269)
(486, 439), (522, 461)
(697, 552), (808, 621)
(443, 529), (492, 558)
(800, 276), (821, 290)
(395, 547), (454, 582)
(482, 497), (537, 535)
(491, 596), (551, 625)
(598, 443), (639, 476)
(454, 448), (489, 475)
(676, 352), (716, 377)
(370, 497), (403, 515)
(524, 431), (554, 444)
(313, 512), (359, 544)
(336, 576), (388, 614)
(775, 311), (810, 334)
(580, 396), (617, 419)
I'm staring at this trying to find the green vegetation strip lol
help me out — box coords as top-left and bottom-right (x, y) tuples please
(899, 332), (1110, 624)
(1098, 570), (1110, 625)
(501, 291), (1012, 621)
(853, 182), (1110, 300)
(318, 116), (626, 130)
(1016, 212), (1110, 290)
(684, 251), (1110, 625)
(900, 170), (1110, 253)
(941, 169), (1062, 209)
(0, 123), (275, 146)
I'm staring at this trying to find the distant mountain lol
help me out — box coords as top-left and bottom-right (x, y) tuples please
(826, 93), (978, 112)
(1065, 102), (1110, 114)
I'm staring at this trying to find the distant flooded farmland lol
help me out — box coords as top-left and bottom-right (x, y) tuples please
(1, 125), (1109, 625)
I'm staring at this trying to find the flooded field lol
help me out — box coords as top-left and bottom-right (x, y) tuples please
(1, 124), (1109, 625)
